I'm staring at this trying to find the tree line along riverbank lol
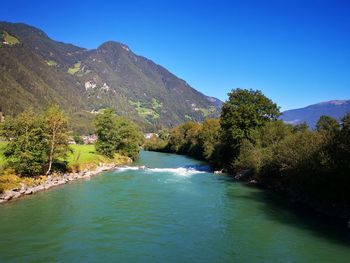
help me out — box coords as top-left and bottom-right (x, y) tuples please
(0, 107), (144, 201)
(144, 88), (350, 222)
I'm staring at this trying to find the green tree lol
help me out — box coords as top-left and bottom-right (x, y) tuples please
(0, 109), (47, 175)
(335, 113), (350, 171)
(94, 109), (120, 158)
(316, 115), (340, 134)
(158, 129), (170, 140)
(143, 136), (168, 152)
(234, 121), (293, 176)
(115, 117), (143, 160)
(197, 118), (221, 161)
(73, 133), (84, 144)
(94, 109), (143, 159)
(292, 122), (309, 133)
(220, 88), (280, 165)
(167, 122), (201, 155)
(44, 105), (70, 174)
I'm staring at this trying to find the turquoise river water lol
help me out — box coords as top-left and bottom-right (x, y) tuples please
(0, 151), (350, 262)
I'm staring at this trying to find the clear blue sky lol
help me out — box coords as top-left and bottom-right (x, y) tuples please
(1, 0), (349, 110)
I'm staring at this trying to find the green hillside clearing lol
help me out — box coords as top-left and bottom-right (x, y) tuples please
(46, 60), (58, 66)
(67, 62), (81, 75)
(1, 31), (20, 45)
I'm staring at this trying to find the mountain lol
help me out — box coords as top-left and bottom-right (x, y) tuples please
(205, 96), (223, 109)
(0, 21), (222, 132)
(281, 100), (350, 128)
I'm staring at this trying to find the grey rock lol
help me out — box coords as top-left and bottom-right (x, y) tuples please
(24, 189), (33, 195)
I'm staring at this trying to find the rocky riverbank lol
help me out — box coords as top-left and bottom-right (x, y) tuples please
(0, 162), (127, 204)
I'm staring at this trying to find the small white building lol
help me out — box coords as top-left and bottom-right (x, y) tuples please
(144, 133), (158, 139)
(85, 81), (97, 91)
(82, 134), (97, 144)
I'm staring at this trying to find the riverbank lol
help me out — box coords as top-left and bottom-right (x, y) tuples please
(0, 144), (133, 204)
(0, 160), (131, 204)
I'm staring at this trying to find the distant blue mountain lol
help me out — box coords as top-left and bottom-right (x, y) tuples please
(281, 100), (350, 129)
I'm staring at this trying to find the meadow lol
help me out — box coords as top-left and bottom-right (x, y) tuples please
(67, 144), (129, 170)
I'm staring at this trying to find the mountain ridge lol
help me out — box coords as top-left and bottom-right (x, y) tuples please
(281, 99), (350, 128)
(0, 21), (222, 132)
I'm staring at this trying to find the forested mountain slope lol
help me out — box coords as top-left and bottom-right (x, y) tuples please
(0, 21), (222, 132)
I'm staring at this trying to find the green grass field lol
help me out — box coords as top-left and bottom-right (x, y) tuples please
(198, 106), (216, 117)
(129, 99), (160, 120)
(151, 98), (162, 110)
(0, 143), (128, 171)
(67, 144), (103, 166)
(67, 62), (81, 75)
(67, 144), (129, 171)
(1, 31), (20, 45)
(46, 60), (58, 66)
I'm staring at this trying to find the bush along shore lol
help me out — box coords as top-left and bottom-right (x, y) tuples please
(0, 160), (131, 204)
(144, 88), (350, 224)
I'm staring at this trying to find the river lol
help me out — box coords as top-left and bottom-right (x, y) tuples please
(0, 151), (349, 262)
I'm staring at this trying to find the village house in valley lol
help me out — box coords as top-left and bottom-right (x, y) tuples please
(144, 133), (158, 139)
